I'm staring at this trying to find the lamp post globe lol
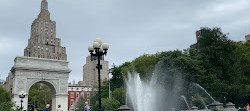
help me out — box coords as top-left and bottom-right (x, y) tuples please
(88, 45), (94, 52)
(94, 38), (103, 45)
(102, 43), (109, 50)
(93, 42), (101, 49)
(88, 38), (109, 111)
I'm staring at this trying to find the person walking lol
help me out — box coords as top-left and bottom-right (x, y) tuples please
(44, 104), (50, 111)
(57, 104), (63, 111)
(247, 103), (250, 111)
(84, 102), (90, 111)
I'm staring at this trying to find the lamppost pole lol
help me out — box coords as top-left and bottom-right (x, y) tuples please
(97, 49), (102, 110)
(88, 38), (109, 111)
(19, 91), (26, 111)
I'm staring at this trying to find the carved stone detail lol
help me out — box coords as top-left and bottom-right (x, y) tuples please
(17, 80), (24, 89)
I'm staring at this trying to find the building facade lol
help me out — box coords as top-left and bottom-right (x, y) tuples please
(68, 85), (96, 110)
(83, 56), (109, 86)
(245, 34), (250, 41)
(190, 27), (209, 49)
(24, 0), (67, 60)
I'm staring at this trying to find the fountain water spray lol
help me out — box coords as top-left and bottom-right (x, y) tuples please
(126, 74), (159, 111)
(194, 83), (215, 102)
(181, 95), (191, 111)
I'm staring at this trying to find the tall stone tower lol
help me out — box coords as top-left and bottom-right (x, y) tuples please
(83, 56), (109, 86)
(24, 0), (67, 60)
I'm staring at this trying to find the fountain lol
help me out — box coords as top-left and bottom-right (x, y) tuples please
(193, 83), (215, 102)
(126, 74), (159, 111)
(124, 68), (237, 111)
(181, 95), (191, 111)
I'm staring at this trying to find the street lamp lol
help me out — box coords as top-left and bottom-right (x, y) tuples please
(88, 38), (109, 110)
(19, 91), (26, 111)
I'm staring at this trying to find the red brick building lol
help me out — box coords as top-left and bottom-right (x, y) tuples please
(68, 85), (96, 110)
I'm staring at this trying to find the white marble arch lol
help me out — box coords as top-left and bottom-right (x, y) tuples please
(10, 56), (71, 111)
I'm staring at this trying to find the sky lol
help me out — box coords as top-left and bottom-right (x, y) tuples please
(0, 0), (249, 82)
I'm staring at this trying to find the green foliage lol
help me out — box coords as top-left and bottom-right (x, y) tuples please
(111, 66), (124, 90)
(157, 50), (203, 82)
(91, 98), (120, 111)
(0, 86), (14, 111)
(132, 54), (159, 80)
(194, 28), (248, 104)
(113, 87), (126, 105)
(90, 80), (110, 110)
(102, 98), (120, 111)
(76, 96), (85, 111)
(191, 95), (209, 109)
(28, 83), (52, 110)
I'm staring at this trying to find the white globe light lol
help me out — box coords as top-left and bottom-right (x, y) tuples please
(99, 47), (103, 52)
(19, 93), (22, 95)
(93, 42), (100, 49)
(94, 38), (102, 45)
(102, 43), (109, 50)
(88, 45), (94, 52)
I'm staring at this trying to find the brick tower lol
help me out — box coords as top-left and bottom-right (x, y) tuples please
(24, 0), (67, 60)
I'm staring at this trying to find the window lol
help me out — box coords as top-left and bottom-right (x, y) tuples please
(81, 92), (84, 98)
(70, 100), (74, 105)
(87, 92), (90, 98)
(76, 93), (79, 98)
(76, 88), (78, 91)
(71, 92), (74, 98)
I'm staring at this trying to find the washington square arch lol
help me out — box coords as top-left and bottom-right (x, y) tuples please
(4, 0), (71, 110)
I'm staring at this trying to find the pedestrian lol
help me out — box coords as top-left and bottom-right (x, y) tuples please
(57, 104), (63, 111)
(84, 102), (90, 111)
(247, 103), (250, 111)
(44, 104), (50, 111)
(238, 107), (242, 111)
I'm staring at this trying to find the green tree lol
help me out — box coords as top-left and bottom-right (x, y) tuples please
(110, 66), (124, 90)
(28, 83), (52, 110)
(76, 96), (85, 111)
(132, 54), (159, 80)
(0, 86), (13, 111)
(91, 98), (120, 111)
(113, 87), (126, 105)
(196, 27), (247, 105)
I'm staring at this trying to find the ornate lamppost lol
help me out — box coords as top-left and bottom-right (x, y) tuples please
(88, 38), (109, 110)
(19, 91), (26, 111)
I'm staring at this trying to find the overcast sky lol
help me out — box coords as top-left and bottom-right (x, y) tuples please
(0, 0), (249, 82)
